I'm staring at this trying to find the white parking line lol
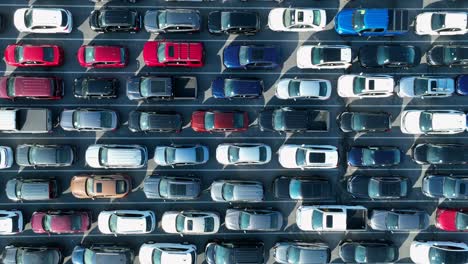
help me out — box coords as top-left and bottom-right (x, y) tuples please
(1, 104), (466, 108)
(0, 71), (462, 75)
(2, 136), (468, 140)
(0, 168), (338, 172)
(0, 200), (324, 206)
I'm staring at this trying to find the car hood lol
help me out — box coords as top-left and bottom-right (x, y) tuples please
(410, 242), (431, 264)
(273, 244), (289, 263)
(31, 212), (46, 232)
(398, 77), (416, 97)
(278, 145), (299, 168)
(13, 9), (27, 31)
(162, 212), (178, 233)
(415, 13), (433, 34)
(210, 181), (224, 201)
(70, 176), (88, 198)
(223, 45), (241, 68)
(126, 77), (143, 100)
(127, 111), (141, 132)
(191, 111), (206, 131)
(144, 10), (159, 31)
(215, 145), (230, 164)
(208, 11), (221, 33)
(211, 78), (225, 98)
(143, 177), (161, 199)
(258, 110), (274, 131)
(359, 45), (380, 67)
(85, 145), (101, 168)
(59, 110), (74, 130)
(71, 246), (85, 264)
(436, 209), (457, 231)
(268, 8), (286, 31)
(225, 210), (241, 229)
(335, 9), (354, 34)
(339, 112), (353, 132)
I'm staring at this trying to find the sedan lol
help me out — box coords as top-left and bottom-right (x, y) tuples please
(422, 175), (468, 199)
(347, 146), (401, 167)
(339, 241), (398, 263)
(72, 245), (134, 264)
(346, 175), (409, 199)
(31, 211), (90, 234)
(436, 208), (468, 231)
(259, 108), (329, 132)
(401, 110), (466, 134)
(210, 180), (264, 202)
(225, 209), (283, 231)
(128, 111), (182, 133)
(86, 144), (148, 169)
(154, 145), (209, 166)
(0, 146), (13, 169)
(139, 243), (196, 264)
(412, 143), (468, 165)
(4, 44), (63, 67)
(223, 45), (280, 70)
(208, 11), (260, 35)
(161, 211), (220, 235)
(398, 76), (455, 98)
(427, 45), (468, 67)
(211, 77), (263, 99)
(144, 9), (200, 33)
(296, 45), (352, 69)
(16, 144), (74, 167)
(77, 45), (128, 68)
(205, 241), (265, 264)
(338, 112), (391, 133)
(278, 144), (338, 169)
(60, 108), (118, 132)
(216, 143), (272, 165)
(98, 210), (156, 235)
(410, 241), (468, 264)
(358, 45), (421, 68)
(337, 74), (395, 98)
(14, 8), (73, 33)
(268, 8), (326, 32)
(191, 110), (249, 132)
(73, 77), (118, 99)
(273, 242), (330, 264)
(1, 246), (62, 264)
(273, 176), (332, 200)
(0, 210), (23, 235)
(70, 174), (131, 199)
(275, 78), (331, 100)
(415, 12), (468, 35)
(143, 176), (200, 200)
(369, 209), (430, 231)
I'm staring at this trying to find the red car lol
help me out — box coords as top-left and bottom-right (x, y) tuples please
(4, 44), (63, 67)
(435, 208), (468, 231)
(77, 45), (128, 68)
(31, 210), (91, 234)
(143, 41), (204, 67)
(191, 110), (249, 132)
(0, 76), (63, 100)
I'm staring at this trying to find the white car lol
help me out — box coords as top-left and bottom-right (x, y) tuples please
(410, 241), (468, 264)
(98, 210), (156, 235)
(0, 146), (13, 169)
(398, 76), (455, 98)
(216, 143), (271, 165)
(275, 78), (331, 100)
(0, 210), (23, 235)
(337, 74), (395, 98)
(278, 144), (338, 169)
(14, 8), (73, 34)
(139, 243), (197, 264)
(400, 110), (467, 135)
(85, 144), (148, 169)
(268, 8), (326, 32)
(161, 211), (220, 235)
(415, 12), (468, 35)
(296, 45), (352, 69)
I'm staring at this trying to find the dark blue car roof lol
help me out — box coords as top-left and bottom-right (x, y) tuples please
(212, 77), (263, 98)
(456, 75), (468, 95)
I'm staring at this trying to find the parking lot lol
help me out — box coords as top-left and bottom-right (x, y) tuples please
(0, 0), (467, 263)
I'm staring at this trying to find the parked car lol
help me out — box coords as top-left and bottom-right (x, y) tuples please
(337, 74), (395, 98)
(72, 245), (134, 264)
(0, 146), (13, 169)
(412, 143), (468, 165)
(427, 45), (468, 67)
(89, 9), (141, 33)
(0, 76), (64, 100)
(397, 76), (455, 98)
(205, 241), (265, 264)
(346, 175), (409, 199)
(60, 108), (118, 132)
(400, 110), (466, 134)
(268, 8), (326, 32)
(225, 209), (283, 231)
(31, 211), (91, 234)
(73, 77), (118, 99)
(436, 208), (468, 231)
(6, 178), (58, 201)
(259, 108), (329, 132)
(144, 9), (200, 33)
(208, 11), (260, 35)
(98, 210), (156, 235)
(70, 174), (131, 199)
(4, 44), (63, 67)
(216, 143), (271, 165)
(128, 111), (182, 133)
(369, 209), (430, 231)
(14, 8), (73, 33)
(358, 45), (421, 68)
(415, 12), (468, 35)
(273, 242), (330, 264)
(410, 241), (468, 264)
(211, 77), (263, 99)
(191, 110), (249, 132)
(278, 144), (338, 169)
(456, 75), (468, 95)
(223, 45), (280, 69)
(16, 144), (74, 167)
(347, 146), (401, 167)
(143, 176), (201, 200)
(1, 246), (62, 264)
(273, 176), (332, 200)
(154, 145), (209, 166)
(139, 243), (196, 264)
(161, 211), (220, 235)
(338, 111), (391, 133)
(143, 41), (204, 67)
(296, 45), (352, 69)
(339, 241), (398, 263)
(210, 180), (264, 202)
(77, 45), (128, 68)
(85, 144), (148, 168)
(422, 175), (468, 199)
(0, 210), (23, 235)
(275, 78), (331, 100)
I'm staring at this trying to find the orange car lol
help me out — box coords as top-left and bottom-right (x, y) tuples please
(70, 175), (131, 199)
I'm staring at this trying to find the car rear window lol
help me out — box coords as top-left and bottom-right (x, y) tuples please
(85, 47), (95, 63)
(233, 113), (244, 128)
(312, 10), (321, 26)
(42, 47), (55, 62)
(204, 217), (215, 232)
(259, 147), (267, 162)
(24, 9), (33, 28)
(60, 11), (68, 27)
(14, 46), (24, 62)
(7, 78), (15, 97)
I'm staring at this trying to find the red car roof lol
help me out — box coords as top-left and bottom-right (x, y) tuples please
(0, 76), (58, 99)
(93, 46), (123, 63)
(143, 41), (204, 67)
(31, 212), (89, 233)
(191, 111), (248, 132)
(436, 208), (458, 231)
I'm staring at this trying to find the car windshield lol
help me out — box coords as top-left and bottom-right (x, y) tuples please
(214, 246), (230, 264)
(7, 78), (16, 97)
(43, 215), (52, 231)
(288, 80), (301, 97)
(222, 183), (235, 201)
(429, 247), (468, 264)
(443, 47), (459, 65)
(99, 148), (108, 166)
(139, 113), (150, 130)
(287, 246), (301, 263)
(139, 78), (152, 97)
(239, 46), (249, 66)
(419, 112), (433, 132)
(14, 46), (24, 62)
(83, 249), (95, 264)
(24, 9), (33, 28)
(443, 177), (457, 197)
(361, 149), (376, 166)
(377, 46), (390, 65)
(224, 79), (236, 97)
(85, 47), (95, 63)
(312, 10), (322, 26)
(85, 178), (94, 195)
(353, 76), (366, 95)
(414, 78), (429, 96)
(205, 112), (215, 130)
(157, 43), (166, 63)
(355, 246), (367, 263)
(311, 47), (324, 65)
(273, 110), (285, 130)
(204, 217), (215, 232)
(352, 114), (371, 131)
(152, 249), (162, 264)
(312, 211), (323, 229)
(456, 212), (468, 230)
(289, 179), (302, 199)
(431, 14), (446, 30)
(353, 9), (366, 31)
(165, 148), (176, 164)
(158, 11), (167, 28)
(386, 213), (399, 230)
(426, 145), (459, 164)
(233, 113), (245, 128)
(239, 212), (251, 229)
(228, 146), (240, 162)
(368, 179), (380, 198)
(296, 149), (307, 166)
(283, 9), (295, 27)
(176, 215), (185, 232)
(109, 214), (118, 232)
(159, 179), (168, 197)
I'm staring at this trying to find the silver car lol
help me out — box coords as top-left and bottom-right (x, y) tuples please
(59, 108), (118, 131)
(273, 242), (330, 264)
(143, 176), (201, 200)
(225, 209), (283, 231)
(275, 78), (332, 100)
(210, 180), (264, 202)
(154, 145), (209, 166)
(369, 209), (430, 231)
(144, 9), (201, 33)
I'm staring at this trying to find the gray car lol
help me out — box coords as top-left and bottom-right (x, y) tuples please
(210, 180), (264, 202)
(369, 209), (430, 231)
(154, 145), (209, 166)
(273, 242), (331, 264)
(1, 245), (62, 264)
(6, 178), (58, 202)
(143, 176), (201, 200)
(144, 9), (200, 33)
(60, 108), (118, 132)
(15, 144), (74, 167)
(225, 209), (283, 231)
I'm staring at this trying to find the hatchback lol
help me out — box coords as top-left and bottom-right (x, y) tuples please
(6, 178), (58, 201)
(347, 146), (401, 167)
(143, 176), (201, 200)
(89, 9), (141, 33)
(70, 174), (131, 199)
(4, 44), (63, 67)
(273, 242), (330, 264)
(14, 8), (73, 33)
(346, 175), (409, 199)
(73, 245), (134, 264)
(31, 210), (91, 234)
(139, 243), (196, 264)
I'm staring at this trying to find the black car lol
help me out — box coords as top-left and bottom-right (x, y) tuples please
(90, 0), (135, 2)
(347, 146), (401, 167)
(144, 9), (201, 33)
(358, 45), (421, 68)
(211, 77), (263, 99)
(346, 175), (409, 199)
(73, 77), (118, 99)
(89, 9), (141, 33)
(338, 111), (391, 133)
(339, 241), (398, 263)
(422, 175), (468, 199)
(72, 245), (134, 264)
(208, 11), (260, 35)
(427, 45), (468, 67)
(259, 107), (329, 132)
(273, 176), (332, 200)
(205, 241), (264, 264)
(412, 143), (468, 165)
(16, 144), (75, 167)
(1, 245), (62, 264)
(128, 111), (182, 133)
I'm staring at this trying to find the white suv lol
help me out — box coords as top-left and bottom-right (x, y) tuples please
(98, 210), (156, 235)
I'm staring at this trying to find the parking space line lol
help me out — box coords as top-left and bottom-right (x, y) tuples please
(3, 136), (468, 140)
(0, 200), (317, 206)
(1, 104), (466, 108)
(0, 168), (339, 172)
(0, 71), (461, 75)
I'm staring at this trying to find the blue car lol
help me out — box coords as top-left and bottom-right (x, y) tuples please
(456, 75), (468, 95)
(211, 77), (263, 99)
(223, 45), (280, 70)
(347, 146), (401, 167)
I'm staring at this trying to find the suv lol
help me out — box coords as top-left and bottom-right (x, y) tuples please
(73, 77), (118, 99)
(144, 9), (200, 33)
(205, 241), (264, 264)
(85, 144), (148, 168)
(16, 144), (75, 167)
(0, 76), (64, 100)
(143, 41), (204, 67)
(90, 9), (141, 33)
(128, 111), (182, 133)
(6, 178), (58, 201)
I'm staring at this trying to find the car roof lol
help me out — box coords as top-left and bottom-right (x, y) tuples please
(164, 9), (199, 26)
(29, 8), (63, 27)
(99, 9), (136, 26)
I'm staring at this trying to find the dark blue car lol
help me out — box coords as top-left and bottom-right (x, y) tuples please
(223, 45), (280, 70)
(347, 146), (401, 167)
(456, 75), (468, 95)
(211, 77), (263, 99)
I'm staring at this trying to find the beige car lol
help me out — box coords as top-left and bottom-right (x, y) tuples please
(70, 175), (131, 199)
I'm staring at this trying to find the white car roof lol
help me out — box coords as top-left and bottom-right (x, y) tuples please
(237, 146), (261, 162)
(116, 216), (147, 233)
(0, 218), (13, 233)
(0, 110), (17, 131)
(28, 8), (64, 27)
